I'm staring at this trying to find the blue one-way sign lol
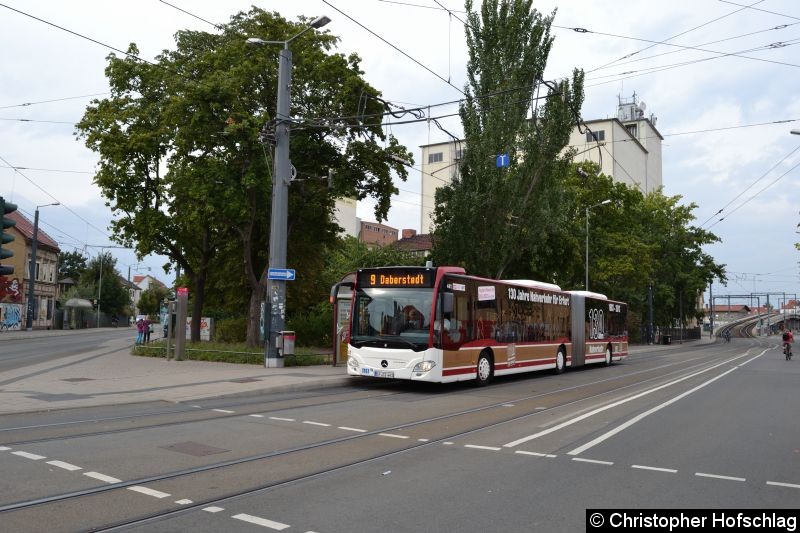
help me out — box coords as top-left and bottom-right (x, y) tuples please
(268, 268), (296, 281)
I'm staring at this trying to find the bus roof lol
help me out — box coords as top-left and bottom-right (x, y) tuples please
(567, 290), (608, 300)
(503, 279), (563, 292)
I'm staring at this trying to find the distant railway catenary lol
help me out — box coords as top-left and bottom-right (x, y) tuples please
(331, 266), (628, 385)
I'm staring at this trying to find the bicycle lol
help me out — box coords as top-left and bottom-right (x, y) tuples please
(783, 342), (793, 361)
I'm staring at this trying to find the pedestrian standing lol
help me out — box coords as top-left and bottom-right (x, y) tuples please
(135, 318), (144, 345)
(143, 316), (152, 344)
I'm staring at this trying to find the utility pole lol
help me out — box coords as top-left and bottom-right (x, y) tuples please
(647, 283), (654, 344)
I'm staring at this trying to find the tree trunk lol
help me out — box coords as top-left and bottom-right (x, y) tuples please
(246, 284), (264, 348)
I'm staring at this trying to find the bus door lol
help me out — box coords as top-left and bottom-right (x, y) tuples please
(571, 294), (586, 366)
(330, 274), (354, 366)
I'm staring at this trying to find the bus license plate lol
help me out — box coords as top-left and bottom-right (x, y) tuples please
(375, 370), (394, 378)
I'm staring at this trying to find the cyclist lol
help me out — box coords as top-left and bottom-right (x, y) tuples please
(782, 329), (793, 359)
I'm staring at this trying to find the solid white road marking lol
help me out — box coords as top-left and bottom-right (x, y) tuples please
(212, 409), (235, 414)
(232, 513), (291, 530)
(767, 481), (800, 489)
(464, 445), (501, 451)
(12, 451), (46, 460)
(303, 421), (331, 427)
(47, 460), (82, 471)
(696, 472), (746, 482)
(84, 472), (122, 483)
(128, 486), (171, 498)
(514, 451), (557, 458)
(175, 499), (193, 505)
(567, 366), (739, 456)
(203, 506), (225, 513)
(572, 458), (613, 466)
(505, 351), (757, 449)
(379, 433), (409, 439)
(269, 417), (295, 422)
(338, 427), (367, 433)
(632, 465), (678, 473)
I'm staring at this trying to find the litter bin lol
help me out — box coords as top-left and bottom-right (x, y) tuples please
(662, 335), (671, 345)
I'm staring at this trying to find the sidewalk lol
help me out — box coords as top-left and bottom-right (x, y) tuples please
(0, 333), (350, 415)
(0, 330), (719, 415)
(628, 334), (717, 354)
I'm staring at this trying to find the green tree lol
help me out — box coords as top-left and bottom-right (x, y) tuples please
(76, 8), (412, 346)
(138, 286), (170, 316)
(432, 0), (584, 279)
(78, 252), (132, 316)
(58, 251), (88, 280)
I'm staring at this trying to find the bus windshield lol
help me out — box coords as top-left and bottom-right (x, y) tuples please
(351, 287), (433, 351)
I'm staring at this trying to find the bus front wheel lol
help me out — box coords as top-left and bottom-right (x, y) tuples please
(475, 352), (493, 386)
(554, 348), (566, 374)
(604, 346), (613, 366)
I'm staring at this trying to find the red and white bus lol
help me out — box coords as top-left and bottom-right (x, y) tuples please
(331, 265), (628, 385)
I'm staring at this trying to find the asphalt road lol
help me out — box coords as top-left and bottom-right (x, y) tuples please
(0, 335), (797, 532)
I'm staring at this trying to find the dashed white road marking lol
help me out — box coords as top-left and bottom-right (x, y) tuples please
(515, 451), (557, 458)
(47, 460), (82, 471)
(572, 458), (613, 466)
(502, 404), (515, 407)
(379, 433), (409, 439)
(128, 486), (171, 499)
(695, 472), (745, 482)
(175, 499), (193, 505)
(203, 506), (225, 513)
(232, 513), (290, 530)
(464, 445), (501, 451)
(0, 446), (11, 451)
(249, 414), (264, 418)
(506, 352), (755, 449)
(418, 438), (429, 442)
(338, 427), (367, 433)
(632, 465), (678, 474)
(269, 417), (295, 422)
(303, 421), (331, 427)
(212, 409), (235, 414)
(767, 481), (800, 489)
(12, 451), (46, 460)
(443, 442), (454, 445)
(84, 472), (122, 483)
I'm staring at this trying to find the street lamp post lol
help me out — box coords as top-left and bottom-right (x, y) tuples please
(585, 199), (611, 291)
(248, 15), (330, 368)
(26, 202), (59, 331)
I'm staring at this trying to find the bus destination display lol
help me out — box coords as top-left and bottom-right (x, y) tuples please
(358, 269), (434, 288)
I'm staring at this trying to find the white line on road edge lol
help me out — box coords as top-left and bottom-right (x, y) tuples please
(379, 433), (410, 439)
(303, 421), (331, 427)
(212, 409), (235, 414)
(514, 451), (557, 458)
(572, 458), (614, 465)
(767, 481), (800, 489)
(338, 427), (367, 433)
(696, 472), (746, 482)
(269, 417), (295, 422)
(84, 472), (122, 483)
(232, 513), (291, 530)
(504, 350), (758, 449)
(632, 465), (678, 473)
(203, 506), (225, 513)
(128, 486), (171, 498)
(12, 451), (46, 460)
(464, 445), (501, 451)
(567, 366), (739, 456)
(46, 460), (82, 471)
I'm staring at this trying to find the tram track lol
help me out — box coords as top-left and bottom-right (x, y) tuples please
(0, 339), (759, 531)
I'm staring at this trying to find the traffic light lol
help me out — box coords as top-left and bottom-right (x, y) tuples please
(0, 196), (17, 276)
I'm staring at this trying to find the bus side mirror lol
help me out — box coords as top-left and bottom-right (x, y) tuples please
(330, 281), (354, 303)
(441, 293), (454, 315)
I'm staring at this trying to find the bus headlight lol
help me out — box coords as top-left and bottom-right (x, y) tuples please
(348, 357), (359, 370)
(413, 360), (436, 373)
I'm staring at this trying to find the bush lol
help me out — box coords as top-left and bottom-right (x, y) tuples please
(132, 340), (331, 366)
(288, 302), (332, 347)
(216, 317), (247, 343)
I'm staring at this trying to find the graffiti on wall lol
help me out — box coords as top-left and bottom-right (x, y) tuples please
(0, 276), (23, 303)
(0, 303), (23, 331)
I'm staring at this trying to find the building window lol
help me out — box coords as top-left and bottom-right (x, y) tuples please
(428, 152), (444, 163)
(626, 124), (637, 137)
(586, 130), (605, 142)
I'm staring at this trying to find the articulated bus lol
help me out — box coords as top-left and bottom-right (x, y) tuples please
(331, 265), (628, 385)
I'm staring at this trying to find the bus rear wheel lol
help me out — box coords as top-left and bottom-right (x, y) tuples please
(475, 352), (493, 386)
(554, 348), (566, 374)
(604, 346), (613, 366)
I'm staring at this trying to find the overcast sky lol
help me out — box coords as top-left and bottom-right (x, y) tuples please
(2, 0), (799, 304)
